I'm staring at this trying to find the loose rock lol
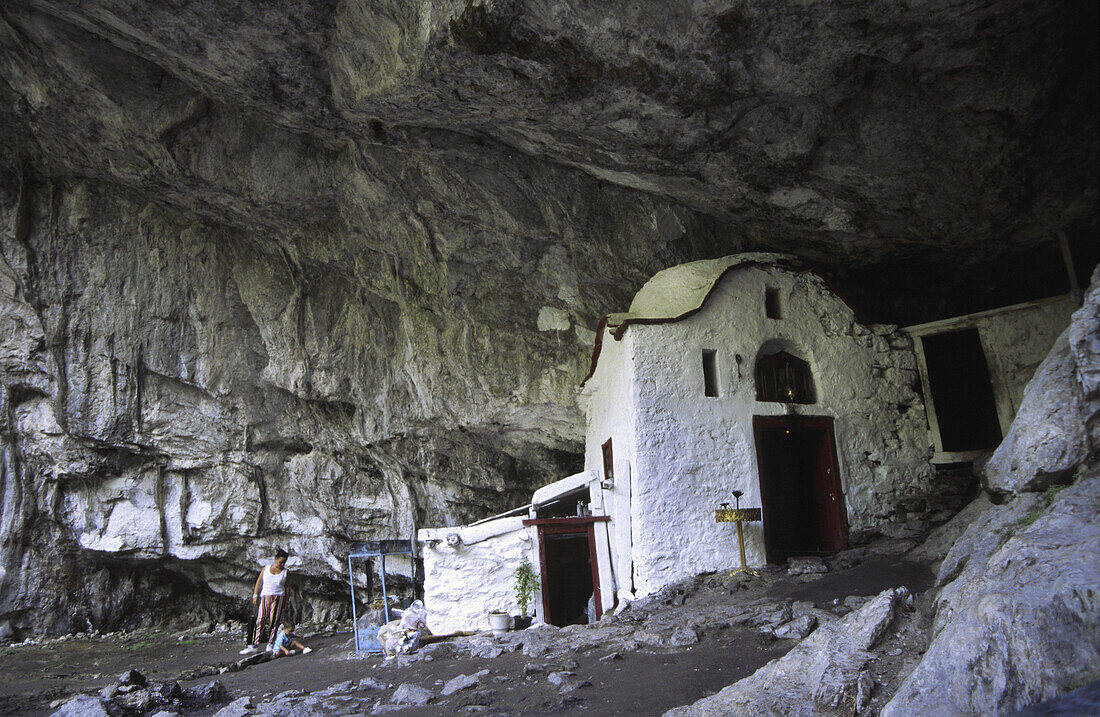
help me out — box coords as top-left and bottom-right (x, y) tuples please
(118, 669), (147, 687)
(50, 695), (109, 717)
(213, 696), (255, 717)
(773, 615), (817, 640)
(665, 587), (909, 716)
(441, 673), (481, 696)
(390, 683), (434, 706)
(787, 557), (828, 576)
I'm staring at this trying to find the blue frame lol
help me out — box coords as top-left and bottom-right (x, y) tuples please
(348, 540), (415, 652)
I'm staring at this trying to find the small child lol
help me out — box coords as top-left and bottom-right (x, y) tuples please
(271, 622), (313, 657)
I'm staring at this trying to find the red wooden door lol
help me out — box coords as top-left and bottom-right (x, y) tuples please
(813, 420), (847, 551)
(753, 416), (848, 560)
(524, 517), (607, 626)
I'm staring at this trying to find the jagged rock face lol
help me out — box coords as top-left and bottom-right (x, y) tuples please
(882, 470), (1100, 716)
(0, 168), (618, 637)
(0, 0), (1096, 636)
(880, 271), (1100, 715)
(984, 268), (1100, 494)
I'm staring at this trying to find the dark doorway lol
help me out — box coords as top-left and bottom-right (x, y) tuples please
(920, 329), (1002, 451)
(544, 533), (592, 626)
(753, 416), (847, 563)
(525, 518), (606, 627)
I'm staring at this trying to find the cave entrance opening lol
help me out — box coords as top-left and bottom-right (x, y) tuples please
(523, 517), (608, 627)
(753, 415), (847, 563)
(917, 328), (1003, 453)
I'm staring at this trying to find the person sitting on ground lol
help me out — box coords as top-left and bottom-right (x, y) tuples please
(240, 548), (291, 655)
(271, 621), (312, 657)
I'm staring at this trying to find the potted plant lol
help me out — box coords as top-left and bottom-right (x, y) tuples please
(513, 558), (538, 629)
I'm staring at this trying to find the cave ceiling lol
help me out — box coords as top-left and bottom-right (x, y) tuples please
(0, 0), (1097, 319)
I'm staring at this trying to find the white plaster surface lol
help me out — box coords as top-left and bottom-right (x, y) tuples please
(621, 253), (789, 321)
(532, 470), (598, 505)
(584, 258), (934, 597)
(419, 517), (540, 634)
(580, 328), (638, 598)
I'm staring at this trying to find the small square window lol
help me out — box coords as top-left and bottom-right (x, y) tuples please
(765, 287), (782, 319)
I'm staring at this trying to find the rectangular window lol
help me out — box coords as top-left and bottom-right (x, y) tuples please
(765, 287), (782, 319)
(601, 439), (614, 482)
(919, 328), (1002, 451)
(702, 349), (719, 397)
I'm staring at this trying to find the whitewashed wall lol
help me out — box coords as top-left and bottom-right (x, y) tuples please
(580, 329), (638, 602)
(976, 297), (1077, 415)
(600, 264), (934, 596)
(418, 517), (540, 634)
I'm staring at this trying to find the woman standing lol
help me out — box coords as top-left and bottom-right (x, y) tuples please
(240, 548), (290, 655)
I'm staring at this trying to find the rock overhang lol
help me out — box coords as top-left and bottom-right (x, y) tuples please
(0, 0), (1095, 274)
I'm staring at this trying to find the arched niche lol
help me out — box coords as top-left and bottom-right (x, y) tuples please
(755, 342), (816, 404)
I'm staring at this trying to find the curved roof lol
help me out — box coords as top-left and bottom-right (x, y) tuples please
(614, 252), (799, 325)
(582, 252), (806, 386)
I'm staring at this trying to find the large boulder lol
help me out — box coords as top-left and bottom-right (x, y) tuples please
(1068, 265), (1100, 451)
(882, 469), (1100, 716)
(907, 492), (993, 563)
(50, 695), (109, 717)
(984, 267), (1099, 495)
(664, 587), (910, 716)
(983, 331), (1090, 494)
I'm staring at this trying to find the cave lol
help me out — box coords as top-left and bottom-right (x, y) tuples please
(0, 2), (1096, 703)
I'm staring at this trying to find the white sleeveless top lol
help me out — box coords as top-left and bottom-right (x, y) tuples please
(260, 565), (288, 596)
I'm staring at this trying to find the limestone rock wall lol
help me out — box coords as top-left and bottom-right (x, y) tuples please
(0, 0), (1094, 263)
(880, 268), (1100, 715)
(985, 268), (1100, 493)
(882, 469), (1100, 716)
(0, 163), (717, 638)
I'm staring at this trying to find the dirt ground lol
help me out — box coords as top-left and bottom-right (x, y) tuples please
(0, 554), (935, 717)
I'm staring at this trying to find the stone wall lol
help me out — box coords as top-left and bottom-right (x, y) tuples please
(906, 295), (1077, 450)
(974, 297), (1078, 421)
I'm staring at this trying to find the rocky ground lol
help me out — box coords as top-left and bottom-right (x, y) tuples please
(6, 536), (935, 717)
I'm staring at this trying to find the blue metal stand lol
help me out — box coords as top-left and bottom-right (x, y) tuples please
(348, 539), (415, 652)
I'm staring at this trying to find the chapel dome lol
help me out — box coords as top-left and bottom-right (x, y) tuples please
(621, 252), (798, 322)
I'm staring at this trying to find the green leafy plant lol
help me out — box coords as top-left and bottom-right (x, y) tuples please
(513, 559), (539, 617)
